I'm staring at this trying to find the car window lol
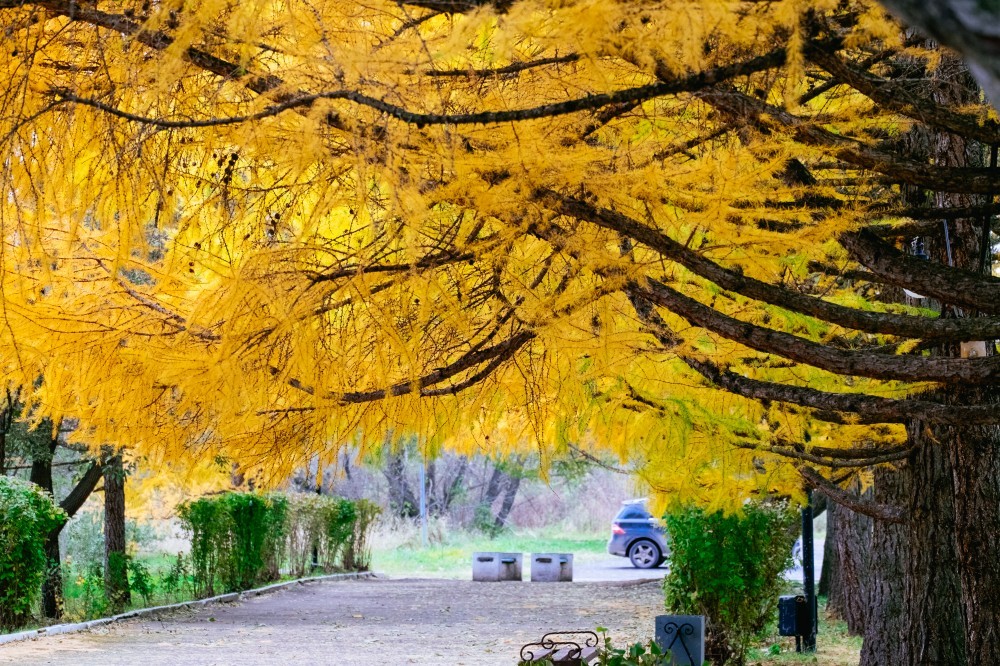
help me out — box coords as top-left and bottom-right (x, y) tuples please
(616, 506), (651, 520)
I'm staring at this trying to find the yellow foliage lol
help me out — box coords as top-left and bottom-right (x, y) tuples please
(0, 0), (963, 510)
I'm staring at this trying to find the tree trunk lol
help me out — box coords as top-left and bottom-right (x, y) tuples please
(440, 456), (468, 513)
(825, 495), (873, 635)
(901, 424), (966, 665)
(103, 452), (130, 612)
(860, 467), (909, 666)
(946, 391), (1000, 666)
(917, 54), (1000, 666)
(493, 473), (521, 531)
(384, 447), (418, 518)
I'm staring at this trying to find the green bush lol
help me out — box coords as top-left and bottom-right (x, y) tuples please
(284, 494), (359, 576)
(0, 477), (66, 630)
(663, 501), (797, 666)
(343, 499), (380, 571)
(177, 492), (286, 597)
(62, 510), (156, 569)
(179, 492), (379, 598)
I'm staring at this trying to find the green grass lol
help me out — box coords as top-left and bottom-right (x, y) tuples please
(746, 604), (861, 666)
(370, 529), (608, 577)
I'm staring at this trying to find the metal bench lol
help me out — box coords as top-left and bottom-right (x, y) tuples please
(519, 631), (600, 665)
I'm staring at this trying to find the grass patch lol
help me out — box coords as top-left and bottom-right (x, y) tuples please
(370, 527), (608, 577)
(747, 606), (861, 666)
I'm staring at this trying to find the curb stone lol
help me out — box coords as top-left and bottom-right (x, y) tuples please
(0, 571), (379, 646)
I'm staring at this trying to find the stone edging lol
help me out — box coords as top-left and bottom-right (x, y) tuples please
(0, 571), (378, 646)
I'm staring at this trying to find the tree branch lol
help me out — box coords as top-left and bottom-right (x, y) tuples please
(635, 277), (1000, 384)
(54, 45), (788, 129)
(806, 43), (1000, 145)
(799, 465), (906, 523)
(60, 461), (103, 519)
(546, 192), (1000, 341)
(841, 228), (1000, 315)
(682, 355), (1000, 425)
(698, 87), (1000, 195)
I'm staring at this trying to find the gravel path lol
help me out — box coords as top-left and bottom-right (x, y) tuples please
(1, 577), (666, 665)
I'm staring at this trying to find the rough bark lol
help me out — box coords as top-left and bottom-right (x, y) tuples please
(947, 401), (1000, 666)
(900, 425), (966, 665)
(921, 57), (1000, 666)
(103, 453), (130, 612)
(879, 1), (1000, 105)
(860, 467), (908, 666)
(825, 495), (873, 635)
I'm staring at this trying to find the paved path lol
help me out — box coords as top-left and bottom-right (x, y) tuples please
(574, 557), (667, 582)
(1, 577), (665, 665)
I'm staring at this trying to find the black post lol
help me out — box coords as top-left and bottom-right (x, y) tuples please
(801, 489), (817, 651)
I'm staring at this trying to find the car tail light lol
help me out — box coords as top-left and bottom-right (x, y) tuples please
(611, 523), (625, 535)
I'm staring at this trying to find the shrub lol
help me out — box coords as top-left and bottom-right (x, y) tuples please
(284, 494), (359, 576)
(161, 552), (191, 597)
(343, 499), (380, 571)
(62, 511), (156, 569)
(663, 501), (797, 666)
(0, 477), (66, 630)
(177, 492), (286, 597)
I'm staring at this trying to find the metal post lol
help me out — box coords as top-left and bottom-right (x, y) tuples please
(419, 451), (428, 548)
(801, 489), (817, 651)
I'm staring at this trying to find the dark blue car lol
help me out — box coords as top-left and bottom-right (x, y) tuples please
(607, 500), (669, 569)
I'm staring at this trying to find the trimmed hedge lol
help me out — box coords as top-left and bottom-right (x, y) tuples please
(178, 492), (379, 597)
(0, 477), (66, 630)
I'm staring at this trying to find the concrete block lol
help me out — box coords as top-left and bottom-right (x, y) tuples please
(654, 615), (705, 666)
(530, 553), (573, 582)
(472, 552), (522, 581)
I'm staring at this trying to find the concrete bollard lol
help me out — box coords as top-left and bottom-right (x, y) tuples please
(530, 553), (573, 582)
(472, 552), (523, 581)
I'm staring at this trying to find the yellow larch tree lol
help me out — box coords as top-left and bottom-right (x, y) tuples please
(1, 1), (1000, 661)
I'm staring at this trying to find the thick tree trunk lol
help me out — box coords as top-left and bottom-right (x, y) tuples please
(946, 393), (1000, 666)
(902, 425), (966, 665)
(919, 55), (1000, 666)
(103, 453), (130, 612)
(860, 467), (909, 666)
(825, 495), (873, 635)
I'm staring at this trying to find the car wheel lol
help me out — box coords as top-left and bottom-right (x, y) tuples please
(628, 539), (661, 569)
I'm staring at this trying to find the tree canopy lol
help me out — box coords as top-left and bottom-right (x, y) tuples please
(1, 0), (998, 509)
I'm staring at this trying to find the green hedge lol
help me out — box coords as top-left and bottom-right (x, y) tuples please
(179, 492), (379, 597)
(0, 477), (66, 630)
(663, 501), (796, 666)
(285, 494), (357, 576)
(177, 493), (287, 597)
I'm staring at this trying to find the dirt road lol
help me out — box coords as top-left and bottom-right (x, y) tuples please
(1, 577), (665, 665)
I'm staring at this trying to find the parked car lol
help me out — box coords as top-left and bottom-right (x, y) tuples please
(607, 499), (669, 569)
